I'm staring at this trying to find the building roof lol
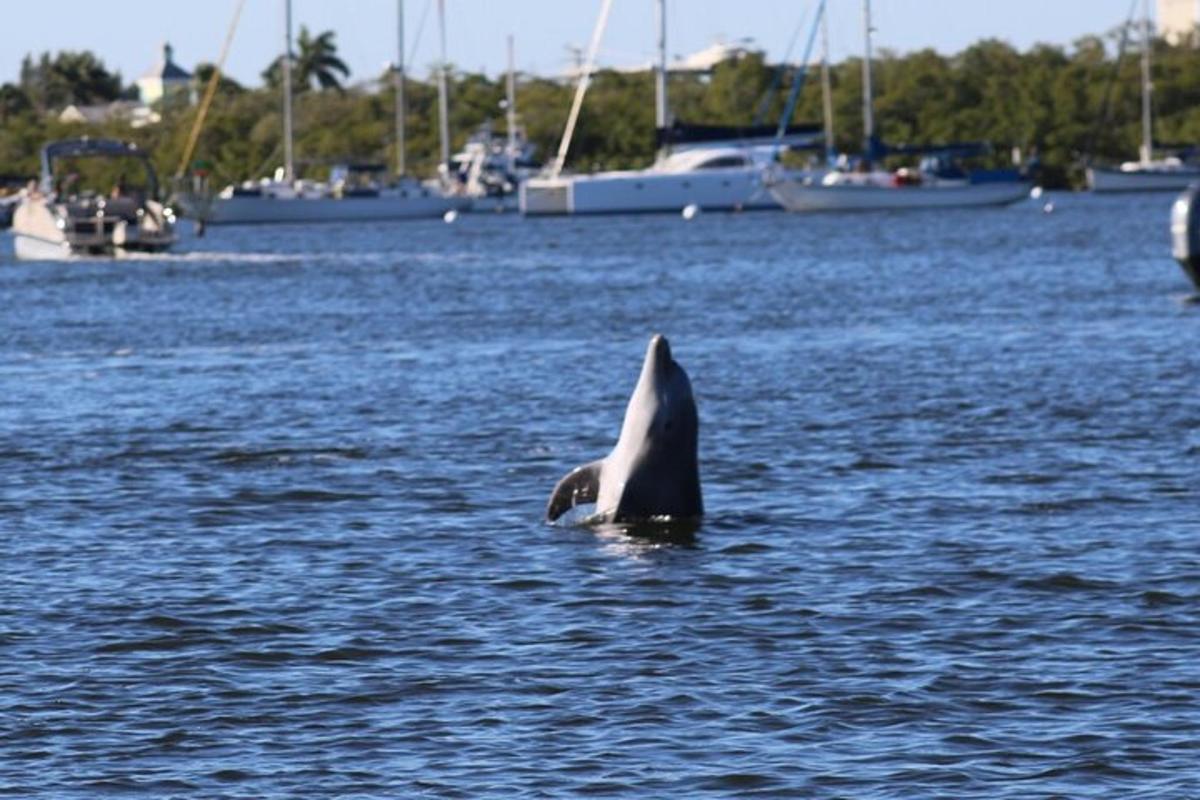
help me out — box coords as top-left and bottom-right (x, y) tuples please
(141, 42), (191, 82)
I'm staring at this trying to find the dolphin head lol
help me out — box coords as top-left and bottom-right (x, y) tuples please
(617, 334), (697, 450)
(605, 334), (702, 520)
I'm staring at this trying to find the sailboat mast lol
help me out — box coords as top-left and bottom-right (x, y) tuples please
(282, 0), (295, 182)
(820, 0), (835, 162)
(861, 0), (875, 160)
(506, 34), (518, 165)
(395, 0), (406, 177)
(1140, 0), (1153, 164)
(436, 0), (451, 171)
(655, 0), (668, 130)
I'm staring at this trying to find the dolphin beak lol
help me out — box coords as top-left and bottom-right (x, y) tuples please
(648, 334), (672, 372)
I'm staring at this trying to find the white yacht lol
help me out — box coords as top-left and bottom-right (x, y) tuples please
(521, 0), (822, 216)
(12, 138), (176, 260)
(179, 0), (463, 225)
(1087, 0), (1200, 193)
(522, 129), (820, 216)
(767, 0), (1029, 213)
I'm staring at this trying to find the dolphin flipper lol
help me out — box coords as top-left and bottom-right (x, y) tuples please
(546, 460), (603, 521)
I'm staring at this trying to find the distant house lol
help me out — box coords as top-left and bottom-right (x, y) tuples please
(1159, 0), (1200, 45)
(571, 40), (755, 80)
(58, 100), (160, 128)
(668, 41), (754, 73)
(136, 42), (193, 106)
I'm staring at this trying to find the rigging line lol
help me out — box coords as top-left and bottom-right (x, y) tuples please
(174, 0), (248, 179)
(1081, 0), (1139, 166)
(753, 1), (817, 126)
(777, 0), (825, 138)
(409, 0), (433, 72)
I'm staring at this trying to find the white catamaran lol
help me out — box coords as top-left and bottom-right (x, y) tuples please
(186, 0), (464, 225)
(1087, 0), (1200, 193)
(767, 0), (1030, 213)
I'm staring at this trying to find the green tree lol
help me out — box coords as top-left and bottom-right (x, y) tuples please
(0, 84), (32, 123)
(263, 27), (351, 93)
(19, 51), (123, 110)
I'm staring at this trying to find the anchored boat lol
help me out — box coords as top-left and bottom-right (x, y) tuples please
(766, 0), (1029, 213)
(12, 138), (176, 260)
(1087, 0), (1200, 193)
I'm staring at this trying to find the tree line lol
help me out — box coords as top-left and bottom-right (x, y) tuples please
(1, 26), (1199, 191)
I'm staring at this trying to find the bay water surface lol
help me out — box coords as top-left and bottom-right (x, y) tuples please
(1, 194), (1198, 797)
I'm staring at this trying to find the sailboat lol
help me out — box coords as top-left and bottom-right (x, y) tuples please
(1087, 0), (1200, 193)
(767, 0), (1030, 213)
(448, 36), (543, 213)
(520, 0), (822, 216)
(186, 0), (464, 225)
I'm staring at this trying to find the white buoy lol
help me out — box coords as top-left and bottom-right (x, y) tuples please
(682, 203), (700, 220)
(443, 209), (459, 224)
(1042, 201), (1055, 214)
(1030, 186), (1044, 200)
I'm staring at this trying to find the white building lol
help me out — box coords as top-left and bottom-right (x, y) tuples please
(136, 42), (193, 106)
(1158, 0), (1200, 44)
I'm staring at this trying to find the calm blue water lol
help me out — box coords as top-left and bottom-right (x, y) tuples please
(2, 195), (1198, 798)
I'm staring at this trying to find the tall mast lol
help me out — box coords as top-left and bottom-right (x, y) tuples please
(655, 0), (668, 130)
(1139, 0), (1153, 164)
(394, 0), (406, 176)
(436, 0), (451, 171)
(820, 0), (835, 162)
(550, 0), (615, 179)
(861, 0), (875, 160)
(282, 0), (295, 182)
(506, 34), (518, 164)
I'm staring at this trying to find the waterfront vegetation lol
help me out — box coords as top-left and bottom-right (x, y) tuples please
(2, 28), (1199, 191)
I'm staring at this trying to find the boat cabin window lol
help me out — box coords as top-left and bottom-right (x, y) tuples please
(695, 155), (749, 170)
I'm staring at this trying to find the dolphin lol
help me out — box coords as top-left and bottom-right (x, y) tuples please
(546, 334), (703, 524)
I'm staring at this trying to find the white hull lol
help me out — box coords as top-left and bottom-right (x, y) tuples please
(768, 178), (1030, 212)
(521, 167), (791, 216)
(199, 192), (467, 225)
(13, 231), (74, 261)
(1087, 166), (1200, 193)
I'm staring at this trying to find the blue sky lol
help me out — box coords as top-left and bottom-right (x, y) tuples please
(2, 0), (1141, 88)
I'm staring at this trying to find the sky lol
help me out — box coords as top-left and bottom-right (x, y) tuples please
(1, 0), (1145, 89)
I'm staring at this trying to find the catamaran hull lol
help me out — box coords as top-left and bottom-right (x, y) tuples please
(768, 179), (1030, 212)
(198, 194), (468, 225)
(521, 168), (790, 216)
(1087, 167), (1200, 193)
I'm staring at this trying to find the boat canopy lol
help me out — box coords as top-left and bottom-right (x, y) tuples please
(39, 138), (157, 195)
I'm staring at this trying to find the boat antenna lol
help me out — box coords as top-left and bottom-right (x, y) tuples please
(436, 0), (451, 172)
(395, 0), (407, 177)
(175, 0), (247, 180)
(549, 0), (615, 179)
(282, 0), (295, 183)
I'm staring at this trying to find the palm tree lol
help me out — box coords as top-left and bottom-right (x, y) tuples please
(262, 26), (350, 92)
